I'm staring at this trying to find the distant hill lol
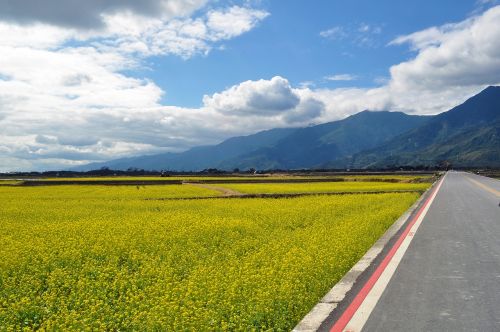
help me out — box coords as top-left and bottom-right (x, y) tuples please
(74, 127), (297, 171)
(219, 111), (429, 170)
(333, 86), (500, 168)
(76, 86), (500, 171)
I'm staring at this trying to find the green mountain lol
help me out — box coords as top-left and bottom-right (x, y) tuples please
(220, 111), (429, 170)
(337, 86), (500, 168)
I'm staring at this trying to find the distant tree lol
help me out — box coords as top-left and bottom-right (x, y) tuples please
(202, 168), (223, 174)
(438, 160), (452, 170)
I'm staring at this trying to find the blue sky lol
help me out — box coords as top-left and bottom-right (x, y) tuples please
(147, 0), (487, 107)
(0, 0), (499, 171)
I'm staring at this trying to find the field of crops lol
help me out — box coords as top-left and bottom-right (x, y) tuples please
(0, 180), (21, 185)
(217, 181), (430, 194)
(0, 179), (428, 330)
(339, 174), (433, 182)
(20, 174), (432, 183)
(0, 184), (219, 200)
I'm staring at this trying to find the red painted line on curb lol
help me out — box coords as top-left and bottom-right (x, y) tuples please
(330, 177), (444, 332)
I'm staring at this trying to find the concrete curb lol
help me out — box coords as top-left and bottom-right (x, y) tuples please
(292, 181), (438, 332)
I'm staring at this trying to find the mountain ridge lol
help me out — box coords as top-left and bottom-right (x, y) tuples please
(335, 86), (500, 168)
(218, 111), (429, 170)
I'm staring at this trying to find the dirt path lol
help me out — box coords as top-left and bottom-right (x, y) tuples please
(183, 182), (244, 196)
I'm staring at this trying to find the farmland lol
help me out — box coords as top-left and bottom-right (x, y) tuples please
(217, 181), (430, 195)
(0, 173), (434, 184)
(0, 184), (219, 200)
(0, 177), (432, 330)
(0, 180), (22, 186)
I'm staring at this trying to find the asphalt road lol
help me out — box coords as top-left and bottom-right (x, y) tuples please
(362, 171), (500, 331)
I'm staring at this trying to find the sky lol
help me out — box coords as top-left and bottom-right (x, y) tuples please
(1, 0), (500, 171)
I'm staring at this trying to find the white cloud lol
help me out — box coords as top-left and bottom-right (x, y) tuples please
(299, 81), (315, 89)
(206, 6), (269, 40)
(389, 27), (444, 50)
(319, 26), (346, 40)
(0, 4), (269, 59)
(320, 23), (382, 47)
(0, 22), (72, 48)
(203, 76), (302, 116)
(387, 5), (500, 99)
(311, 87), (394, 122)
(358, 23), (381, 34)
(0, 2), (271, 171)
(325, 74), (358, 81)
(99, 6), (269, 59)
(283, 97), (325, 123)
(0, 45), (162, 114)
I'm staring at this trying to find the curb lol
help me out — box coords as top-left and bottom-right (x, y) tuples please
(292, 179), (439, 332)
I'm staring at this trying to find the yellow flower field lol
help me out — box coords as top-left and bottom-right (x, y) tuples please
(0, 184), (219, 200)
(0, 185), (421, 330)
(217, 181), (430, 194)
(0, 181), (22, 186)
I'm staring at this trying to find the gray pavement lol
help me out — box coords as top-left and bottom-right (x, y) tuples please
(363, 171), (500, 331)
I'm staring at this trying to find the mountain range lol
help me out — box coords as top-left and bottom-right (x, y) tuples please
(76, 86), (500, 171)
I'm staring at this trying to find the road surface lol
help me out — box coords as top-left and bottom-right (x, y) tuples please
(330, 171), (500, 331)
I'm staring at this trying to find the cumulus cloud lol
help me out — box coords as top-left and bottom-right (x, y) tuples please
(389, 7), (500, 91)
(0, 1), (271, 171)
(0, 3), (269, 58)
(99, 6), (269, 58)
(283, 97), (325, 123)
(206, 6), (269, 40)
(203, 76), (301, 116)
